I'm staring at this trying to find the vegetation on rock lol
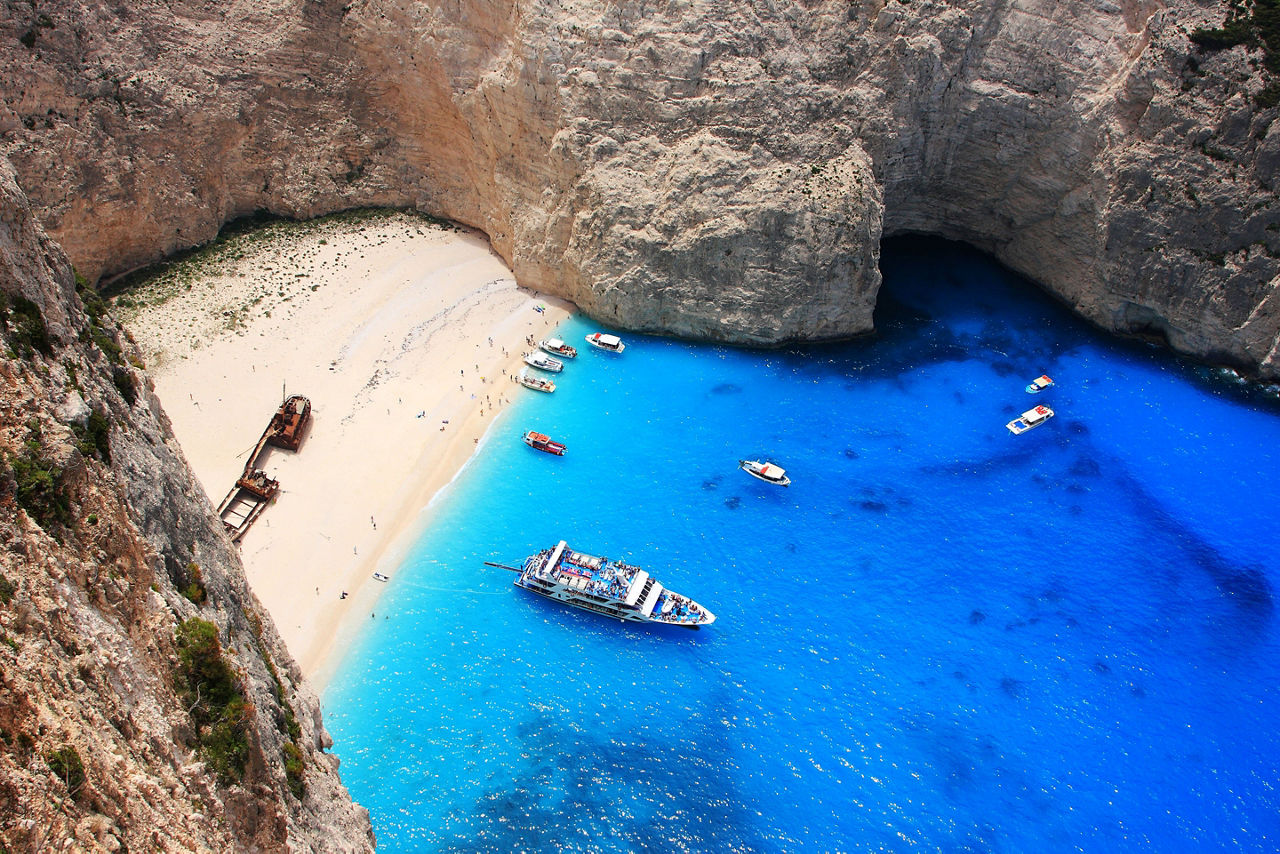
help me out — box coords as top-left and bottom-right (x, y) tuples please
(174, 618), (251, 784)
(44, 745), (85, 796)
(181, 562), (207, 605)
(0, 292), (53, 359)
(6, 438), (72, 533)
(1191, 0), (1280, 106)
(71, 411), (111, 464)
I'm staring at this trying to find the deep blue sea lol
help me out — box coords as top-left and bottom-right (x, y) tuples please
(324, 238), (1280, 852)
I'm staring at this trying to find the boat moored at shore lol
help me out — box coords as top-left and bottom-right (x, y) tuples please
(585, 332), (626, 353)
(739, 459), (791, 486)
(494, 541), (716, 627)
(540, 338), (578, 359)
(517, 369), (556, 393)
(524, 351), (564, 372)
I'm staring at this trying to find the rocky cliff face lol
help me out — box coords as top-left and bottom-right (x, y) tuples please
(0, 161), (371, 851)
(0, 0), (1274, 844)
(3, 0), (1277, 375)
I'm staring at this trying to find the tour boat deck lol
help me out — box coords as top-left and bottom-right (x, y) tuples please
(516, 541), (715, 626)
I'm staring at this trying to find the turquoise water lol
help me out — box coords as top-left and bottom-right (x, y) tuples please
(324, 238), (1280, 852)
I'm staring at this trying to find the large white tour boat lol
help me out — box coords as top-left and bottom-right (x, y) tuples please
(494, 541), (716, 627)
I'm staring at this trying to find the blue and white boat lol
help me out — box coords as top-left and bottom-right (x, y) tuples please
(1025, 374), (1054, 393)
(502, 541), (715, 627)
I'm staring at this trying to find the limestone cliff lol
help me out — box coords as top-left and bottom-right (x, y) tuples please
(3, 0), (1278, 375)
(0, 161), (371, 851)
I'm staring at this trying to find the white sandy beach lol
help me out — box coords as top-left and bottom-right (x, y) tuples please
(117, 213), (572, 687)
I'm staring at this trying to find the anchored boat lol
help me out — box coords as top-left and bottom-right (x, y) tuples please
(585, 332), (626, 353)
(517, 369), (556, 393)
(490, 541), (716, 627)
(539, 338), (578, 359)
(524, 351), (564, 372)
(1025, 374), (1054, 393)
(739, 459), (791, 486)
(1007, 404), (1054, 434)
(523, 431), (566, 455)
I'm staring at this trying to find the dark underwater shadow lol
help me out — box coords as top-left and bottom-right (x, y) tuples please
(437, 688), (770, 852)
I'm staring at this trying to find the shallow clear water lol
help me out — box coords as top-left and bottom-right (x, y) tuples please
(324, 238), (1280, 852)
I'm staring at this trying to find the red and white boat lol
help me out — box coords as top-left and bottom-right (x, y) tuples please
(523, 431), (566, 455)
(739, 459), (791, 487)
(1007, 405), (1054, 434)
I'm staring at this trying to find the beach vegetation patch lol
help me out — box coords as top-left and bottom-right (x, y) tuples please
(0, 572), (16, 604)
(174, 618), (251, 784)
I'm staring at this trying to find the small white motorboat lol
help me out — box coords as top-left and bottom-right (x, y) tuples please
(524, 351), (564, 372)
(1025, 374), (1054, 393)
(517, 369), (556, 393)
(540, 338), (578, 359)
(585, 332), (625, 353)
(1007, 405), (1054, 434)
(739, 459), (791, 487)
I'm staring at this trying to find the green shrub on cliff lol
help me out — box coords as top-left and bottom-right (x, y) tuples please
(181, 562), (207, 605)
(174, 618), (251, 784)
(7, 441), (72, 532)
(72, 411), (112, 464)
(1191, 0), (1280, 103)
(1, 292), (53, 359)
(45, 745), (85, 795)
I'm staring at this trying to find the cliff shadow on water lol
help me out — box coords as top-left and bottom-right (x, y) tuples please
(876, 235), (1280, 409)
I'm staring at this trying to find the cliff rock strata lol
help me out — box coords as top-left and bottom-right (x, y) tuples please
(3, 0), (1278, 375)
(0, 161), (371, 851)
